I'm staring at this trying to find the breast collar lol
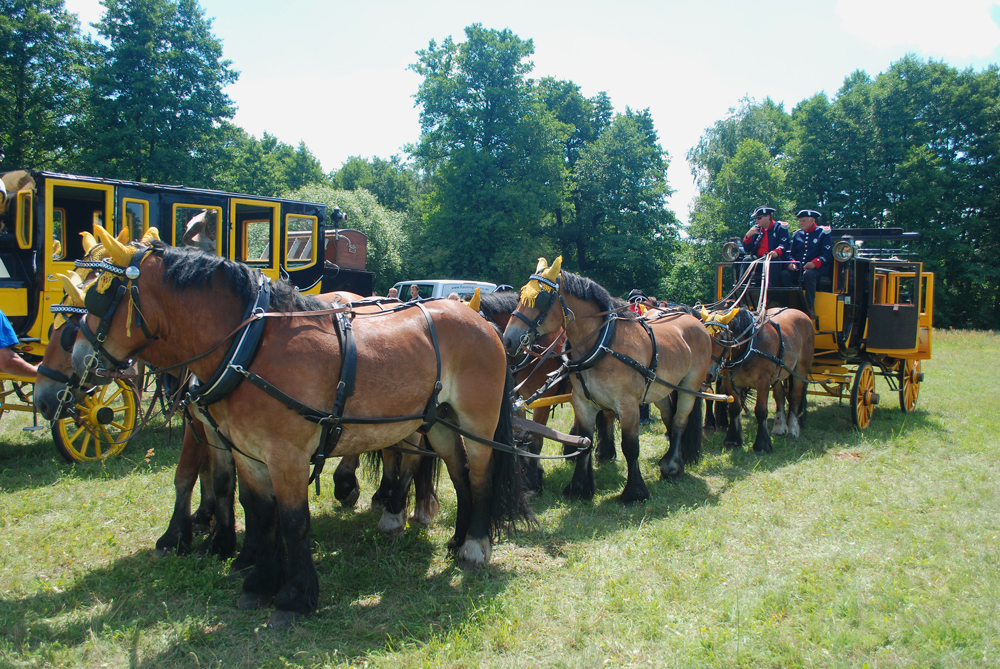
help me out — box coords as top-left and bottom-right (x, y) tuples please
(187, 272), (272, 407)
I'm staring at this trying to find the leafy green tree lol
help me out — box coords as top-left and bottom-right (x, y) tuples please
(0, 0), (91, 170)
(570, 109), (677, 295)
(289, 184), (406, 293)
(81, 0), (237, 184)
(330, 155), (420, 212)
(409, 24), (565, 284)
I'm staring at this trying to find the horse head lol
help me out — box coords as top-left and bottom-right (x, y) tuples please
(71, 225), (163, 380)
(501, 256), (563, 355)
(34, 271), (100, 419)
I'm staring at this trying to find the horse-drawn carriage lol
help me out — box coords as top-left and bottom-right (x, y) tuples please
(715, 227), (934, 428)
(0, 169), (357, 461)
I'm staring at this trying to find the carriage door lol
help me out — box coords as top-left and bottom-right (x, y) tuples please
(231, 198), (280, 283)
(41, 178), (115, 340)
(282, 204), (323, 293)
(865, 267), (922, 356)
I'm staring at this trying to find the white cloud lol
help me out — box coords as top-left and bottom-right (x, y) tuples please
(836, 0), (1000, 58)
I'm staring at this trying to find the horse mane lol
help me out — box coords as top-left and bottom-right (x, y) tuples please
(729, 307), (756, 338)
(479, 291), (520, 321)
(560, 272), (634, 319)
(152, 241), (324, 312)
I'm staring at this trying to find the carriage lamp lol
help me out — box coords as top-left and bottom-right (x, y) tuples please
(722, 239), (743, 262)
(833, 238), (855, 262)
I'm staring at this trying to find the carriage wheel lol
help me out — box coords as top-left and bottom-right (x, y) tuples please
(899, 358), (921, 413)
(52, 380), (139, 463)
(850, 363), (878, 430)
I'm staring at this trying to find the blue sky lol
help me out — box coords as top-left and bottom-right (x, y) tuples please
(65, 0), (1000, 222)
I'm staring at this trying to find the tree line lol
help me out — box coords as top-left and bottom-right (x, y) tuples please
(3, 1), (998, 326)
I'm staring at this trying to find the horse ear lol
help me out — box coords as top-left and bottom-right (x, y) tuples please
(700, 307), (711, 322)
(541, 256), (562, 282)
(116, 227), (130, 244)
(140, 227), (160, 244)
(80, 231), (98, 255)
(468, 287), (481, 312)
(534, 258), (547, 274)
(58, 273), (86, 308)
(93, 223), (134, 267)
(719, 306), (740, 325)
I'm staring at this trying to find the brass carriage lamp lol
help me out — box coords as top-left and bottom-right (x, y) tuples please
(833, 237), (856, 262)
(722, 238), (744, 261)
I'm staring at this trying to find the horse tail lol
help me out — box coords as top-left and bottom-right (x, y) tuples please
(490, 364), (537, 539)
(360, 449), (383, 485)
(681, 397), (703, 465)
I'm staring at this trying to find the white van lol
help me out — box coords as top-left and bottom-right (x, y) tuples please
(392, 279), (498, 300)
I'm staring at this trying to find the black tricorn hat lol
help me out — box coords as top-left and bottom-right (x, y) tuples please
(751, 205), (776, 219)
(796, 209), (822, 219)
(627, 288), (646, 302)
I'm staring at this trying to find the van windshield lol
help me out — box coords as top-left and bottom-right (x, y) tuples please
(401, 283), (435, 300)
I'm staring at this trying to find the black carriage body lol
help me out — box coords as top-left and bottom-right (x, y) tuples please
(0, 170), (350, 349)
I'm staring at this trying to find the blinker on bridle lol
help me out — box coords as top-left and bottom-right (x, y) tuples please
(511, 272), (565, 349)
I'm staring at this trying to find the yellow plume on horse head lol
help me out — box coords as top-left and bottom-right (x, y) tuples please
(92, 223), (137, 267)
(467, 287), (481, 312)
(700, 305), (740, 333)
(519, 256), (563, 309)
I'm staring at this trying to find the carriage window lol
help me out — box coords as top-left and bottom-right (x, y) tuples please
(242, 219), (272, 267)
(16, 190), (33, 249)
(174, 205), (222, 254)
(123, 199), (148, 241)
(285, 215), (317, 269)
(897, 276), (916, 305)
(52, 208), (66, 259)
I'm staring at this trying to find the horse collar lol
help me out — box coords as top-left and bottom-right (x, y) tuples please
(188, 273), (272, 407)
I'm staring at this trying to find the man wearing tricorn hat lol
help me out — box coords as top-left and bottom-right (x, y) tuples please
(736, 206), (791, 283)
(778, 209), (833, 318)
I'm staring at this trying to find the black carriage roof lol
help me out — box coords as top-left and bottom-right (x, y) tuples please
(830, 228), (921, 242)
(29, 170), (327, 210)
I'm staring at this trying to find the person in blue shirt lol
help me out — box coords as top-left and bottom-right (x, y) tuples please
(778, 209), (834, 317)
(0, 311), (38, 378)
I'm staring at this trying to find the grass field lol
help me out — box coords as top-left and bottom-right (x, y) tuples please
(1, 329), (998, 668)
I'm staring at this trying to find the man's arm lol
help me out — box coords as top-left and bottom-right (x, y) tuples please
(0, 347), (37, 378)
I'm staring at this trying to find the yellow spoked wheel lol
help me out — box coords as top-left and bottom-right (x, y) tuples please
(899, 358), (922, 413)
(52, 380), (139, 463)
(0, 379), (11, 420)
(850, 362), (879, 430)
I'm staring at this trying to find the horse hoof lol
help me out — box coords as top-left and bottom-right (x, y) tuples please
(377, 509), (407, 537)
(457, 537), (491, 569)
(562, 482), (594, 500)
(620, 486), (650, 505)
(659, 463), (684, 481)
(339, 487), (360, 508)
(267, 609), (301, 630)
(409, 498), (440, 525)
(237, 592), (270, 610)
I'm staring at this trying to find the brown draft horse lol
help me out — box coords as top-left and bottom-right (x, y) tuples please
(478, 290), (617, 492)
(66, 233), (531, 628)
(501, 258), (712, 503)
(701, 306), (815, 452)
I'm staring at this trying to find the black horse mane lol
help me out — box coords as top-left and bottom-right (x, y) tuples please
(479, 291), (520, 322)
(728, 307), (756, 338)
(560, 272), (635, 320)
(152, 241), (324, 312)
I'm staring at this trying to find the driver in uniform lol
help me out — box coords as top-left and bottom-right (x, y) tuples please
(736, 205), (791, 284)
(778, 209), (833, 318)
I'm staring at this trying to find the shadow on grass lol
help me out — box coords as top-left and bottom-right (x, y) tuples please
(0, 495), (518, 667)
(0, 420), (187, 493)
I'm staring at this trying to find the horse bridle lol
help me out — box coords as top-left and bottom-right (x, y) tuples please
(511, 272), (570, 349)
(75, 246), (159, 374)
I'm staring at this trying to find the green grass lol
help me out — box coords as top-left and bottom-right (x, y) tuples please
(1, 329), (998, 668)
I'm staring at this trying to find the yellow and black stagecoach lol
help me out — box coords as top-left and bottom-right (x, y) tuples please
(716, 227), (933, 429)
(0, 169), (371, 461)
